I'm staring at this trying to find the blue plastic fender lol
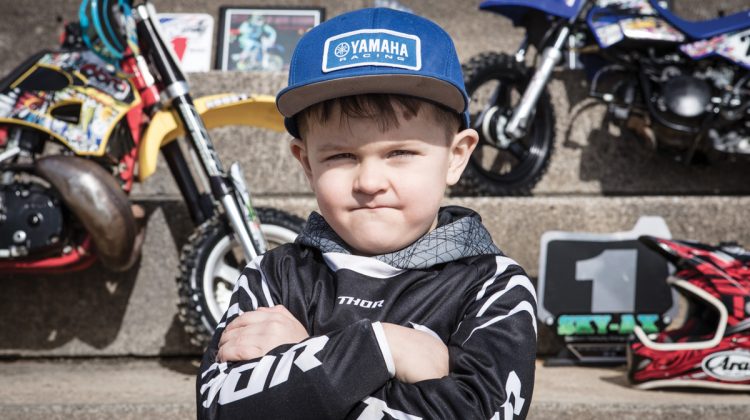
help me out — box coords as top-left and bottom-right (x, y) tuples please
(648, 0), (750, 40)
(479, 0), (586, 25)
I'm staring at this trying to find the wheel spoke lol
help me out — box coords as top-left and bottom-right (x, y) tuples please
(508, 141), (529, 161)
(494, 82), (511, 107)
(214, 261), (241, 285)
(215, 283), (233, 312)
(489, 152), (513, 175)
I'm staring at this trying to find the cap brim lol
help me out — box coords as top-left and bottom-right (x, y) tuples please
(277, 74), (466, 118)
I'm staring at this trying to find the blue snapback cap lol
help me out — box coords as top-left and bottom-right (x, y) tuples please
(276, 8), (470, 138)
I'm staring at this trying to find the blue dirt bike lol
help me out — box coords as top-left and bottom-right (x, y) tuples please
(458, 0), (750, 195)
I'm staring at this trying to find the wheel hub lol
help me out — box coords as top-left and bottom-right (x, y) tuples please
(481, 106), (514, 149)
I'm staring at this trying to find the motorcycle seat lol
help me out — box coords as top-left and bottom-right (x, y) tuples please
(649, 0), (750, 40)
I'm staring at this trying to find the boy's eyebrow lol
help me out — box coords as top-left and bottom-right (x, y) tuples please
(314, 138), (429, 152)
(313, 142), (348, 153)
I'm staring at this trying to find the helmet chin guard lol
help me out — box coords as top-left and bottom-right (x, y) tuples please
(628, 236), (750, 391)
(633, 277), (728, 351)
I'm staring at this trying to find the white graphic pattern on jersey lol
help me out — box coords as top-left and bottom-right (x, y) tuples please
(464, 301), (538, 344)
(477, 275), (537, 317)
(216, 303), (243, 330)
(323, 252), (406, 278)
(238, 275), (259, 309)
(244, 256), (275, 307)
(476, 257), (519, 301)
(357, 397), (422, 420)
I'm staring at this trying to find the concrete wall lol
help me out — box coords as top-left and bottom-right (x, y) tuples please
(1, 0), (749, 358)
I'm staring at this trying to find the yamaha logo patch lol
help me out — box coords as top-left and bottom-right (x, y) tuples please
(701, 351), (750, 382)
(322, 29), (421, 73)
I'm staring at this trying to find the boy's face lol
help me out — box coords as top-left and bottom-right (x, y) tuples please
(291, 103), (478, 256)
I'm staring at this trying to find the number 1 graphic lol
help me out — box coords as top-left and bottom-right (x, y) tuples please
(575, 250), (638, 313)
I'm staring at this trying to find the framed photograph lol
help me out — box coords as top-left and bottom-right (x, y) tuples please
(216, 7), (325, 71)
(157, 13), (215, 72)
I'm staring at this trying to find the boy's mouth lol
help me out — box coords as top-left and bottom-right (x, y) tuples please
(352, 205), (394, 211)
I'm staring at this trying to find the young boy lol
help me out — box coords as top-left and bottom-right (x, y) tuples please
(197, 8), (537, 420)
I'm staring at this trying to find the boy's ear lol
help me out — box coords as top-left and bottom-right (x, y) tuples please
(446, 128), (479, 186)
(289, 138), (314, 186)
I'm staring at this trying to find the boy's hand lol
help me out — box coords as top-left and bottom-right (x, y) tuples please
(217, 305), (308, 362)
(381, 323), (449, 383)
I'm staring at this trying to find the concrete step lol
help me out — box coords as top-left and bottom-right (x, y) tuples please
(1, 196), (748, 358)
(119, 70), (750, 198)
(1, 358), (748, 420)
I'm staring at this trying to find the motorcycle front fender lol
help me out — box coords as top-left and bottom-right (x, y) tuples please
(479, 0), (585, 24)
(138, 93), (285, 181)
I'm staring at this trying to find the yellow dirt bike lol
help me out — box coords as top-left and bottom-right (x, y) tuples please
(0, 0), (303, 346)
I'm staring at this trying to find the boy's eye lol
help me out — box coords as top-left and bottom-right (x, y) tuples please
(388, 150), (416, 158)
(324, 153), (356, 161)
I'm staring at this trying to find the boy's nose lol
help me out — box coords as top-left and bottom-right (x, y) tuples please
(353, 159), (388, 195)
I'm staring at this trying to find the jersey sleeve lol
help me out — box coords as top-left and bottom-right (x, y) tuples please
(351, 256), (538, 420)
(196, 254), (395, 420)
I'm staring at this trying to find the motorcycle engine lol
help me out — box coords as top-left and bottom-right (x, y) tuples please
(661, 75), (711, 119)
(645, 64), (749, 155)
(0, 180), (65, 258)
(647, 67), (714, 150)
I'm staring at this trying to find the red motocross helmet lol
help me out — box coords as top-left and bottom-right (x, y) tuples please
(627, 236), (750, 390)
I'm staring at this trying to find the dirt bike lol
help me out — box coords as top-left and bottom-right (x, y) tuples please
(0, 0), (304, 347)
(458, 0), (750, 195)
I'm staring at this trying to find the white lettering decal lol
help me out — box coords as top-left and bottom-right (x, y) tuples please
(337, 296), (385, 309)
(213, 336), (328, 405)
(368, 38), (380, 52)
(270, 335), (329, 386)
(357, 396), (422, 420)
(390, 40), (399, 54)
(217, 362), (260, 404)
(380, 38), (389, 52)
(501, 371), (525, 419)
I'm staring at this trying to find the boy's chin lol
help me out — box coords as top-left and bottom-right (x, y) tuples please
(331, 216), (439, 257)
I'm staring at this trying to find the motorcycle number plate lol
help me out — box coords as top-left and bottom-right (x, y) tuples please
(537, 216), (679, 337)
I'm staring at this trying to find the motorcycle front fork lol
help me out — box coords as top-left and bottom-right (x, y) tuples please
(135, 2), (267, 262)
(504, 26), (571, 140)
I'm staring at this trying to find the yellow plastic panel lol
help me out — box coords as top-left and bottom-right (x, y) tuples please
(138, 93), (286, 181)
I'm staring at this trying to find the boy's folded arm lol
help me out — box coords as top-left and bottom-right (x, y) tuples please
(197, 318), (394, 420)
(358, 265), (539, 420)
(196, 260), (396, 420)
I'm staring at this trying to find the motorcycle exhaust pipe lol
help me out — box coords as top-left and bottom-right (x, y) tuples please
(36, 156), (142, 272)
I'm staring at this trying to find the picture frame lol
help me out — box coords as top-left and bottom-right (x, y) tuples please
(157, 13), (214, 73)
(216, 7), (325, 72)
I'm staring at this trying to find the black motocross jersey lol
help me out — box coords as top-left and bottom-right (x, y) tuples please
(197, 206), (537, 420)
